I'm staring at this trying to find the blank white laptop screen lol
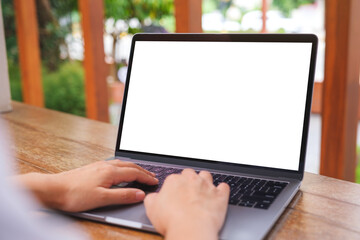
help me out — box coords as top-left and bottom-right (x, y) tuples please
(119, 41), (312, 171)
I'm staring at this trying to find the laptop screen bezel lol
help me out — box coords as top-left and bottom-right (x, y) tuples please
(115, 33), (318, 180)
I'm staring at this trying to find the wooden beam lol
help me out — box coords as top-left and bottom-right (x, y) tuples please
(311, 82), (360, 120)
(78, 0), (109, 122)
(320, 0), (360, 181)
(174, 0), (202, 33)
(261, 0), (267, 33)
(311, 82), (322, 114)
(14, 0), (44, 107)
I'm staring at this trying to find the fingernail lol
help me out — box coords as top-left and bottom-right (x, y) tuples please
(151, 172), (156, 176)
(136, 191), (145, 201)
(154, 177), (159, 183)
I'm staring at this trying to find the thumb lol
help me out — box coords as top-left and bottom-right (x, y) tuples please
(101, 188), (146, 205)
(144, 192), (158, 223)
(144, 192), (157, 209)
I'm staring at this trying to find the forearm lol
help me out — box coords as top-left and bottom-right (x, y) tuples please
(165, 220), (218, 240)
(12, 172), (65, 209)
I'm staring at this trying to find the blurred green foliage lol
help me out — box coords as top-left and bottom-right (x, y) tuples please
(202, 0), (217, 14)
(7, 60), (22, 102)
(2, 0), (74, 71)
(105, 0), (173, 23)
(2, 0), (173, 69)
(202, 0), (231, 17)
(104, 0), (174, 34)
(9, 60), (85, 116)
(2, 0), (18, 64)
(2, 0), (173, 117)
(203, 0), (317, 19)
(357, 146), (360, 183)
(43, 61), (85, 116)
(272, 0), (316, 17)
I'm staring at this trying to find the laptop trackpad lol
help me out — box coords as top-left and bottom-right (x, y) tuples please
(86, 202), (153, 226)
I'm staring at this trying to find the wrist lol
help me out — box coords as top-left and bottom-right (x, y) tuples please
(165, 218), (219, 240)
(14, 172), (67, 210)
(41, 173), (67, 210)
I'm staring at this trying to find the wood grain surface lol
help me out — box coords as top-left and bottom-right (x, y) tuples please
(2, 102), (360, 239)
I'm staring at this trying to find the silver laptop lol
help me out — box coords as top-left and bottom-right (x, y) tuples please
(75, 33), (318, 240)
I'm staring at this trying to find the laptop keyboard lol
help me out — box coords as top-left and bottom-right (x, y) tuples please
(124, 163), (288, 210)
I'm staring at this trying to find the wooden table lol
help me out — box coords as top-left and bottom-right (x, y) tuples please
(2, 102), (360, 239)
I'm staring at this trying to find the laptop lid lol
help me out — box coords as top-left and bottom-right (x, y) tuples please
(115, 34), (318, 180)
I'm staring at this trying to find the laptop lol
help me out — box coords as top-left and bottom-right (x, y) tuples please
(74, 33), (318, 239)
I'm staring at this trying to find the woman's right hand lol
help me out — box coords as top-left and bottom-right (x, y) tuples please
(144, 169), (230, 240)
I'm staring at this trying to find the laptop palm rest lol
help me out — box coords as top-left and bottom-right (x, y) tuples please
(77, 191), (296, 240)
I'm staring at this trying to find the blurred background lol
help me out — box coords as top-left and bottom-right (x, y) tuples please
(2, 0), (324, 121)
(1, 0), (359, 182)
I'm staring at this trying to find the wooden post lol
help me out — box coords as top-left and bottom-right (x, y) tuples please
(311, 82), (360, 120)
(261, 0), (267, 33)
(174, 0), (202, 33)
(78, 0), (109, 122)
(320, 0), (360, 181)
(14, 0), (44, 107)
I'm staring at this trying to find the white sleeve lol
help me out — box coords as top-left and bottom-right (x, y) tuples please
(0, 122), (88, 240)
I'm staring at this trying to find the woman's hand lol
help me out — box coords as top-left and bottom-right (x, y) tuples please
(144, 169), (230, 240)
(14, 160), (158, 212)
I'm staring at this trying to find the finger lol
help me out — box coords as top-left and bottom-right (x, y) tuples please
(181, 168), (197, 176)
(144, 193), (159, 231)
(198, 170), (213, 183)
(144, 192), (157, 210)
(109, 160), (156, 176)
(161, 173), (180, 188)
(113, 167), (159, 185)
(107, 160), (156, 177)
(100, 188), (146, 205)
(217, 182), (230, 201)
